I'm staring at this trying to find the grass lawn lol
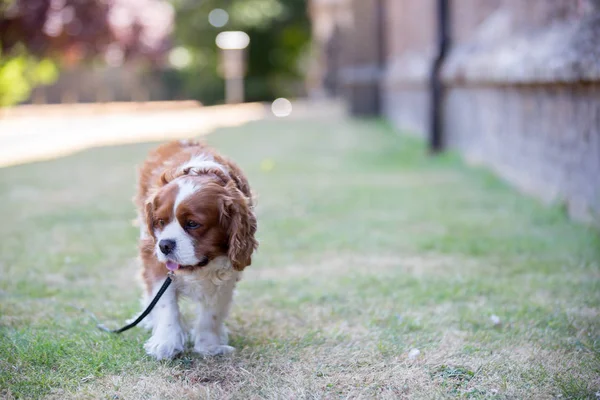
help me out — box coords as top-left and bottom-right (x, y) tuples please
(1, 118), (599, 399)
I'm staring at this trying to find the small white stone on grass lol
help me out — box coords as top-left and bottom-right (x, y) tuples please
(490, 314), (501, 325)
(407, 348), (420, 359)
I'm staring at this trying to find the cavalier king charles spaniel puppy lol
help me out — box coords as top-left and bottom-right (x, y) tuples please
(133, 139), (258, 360)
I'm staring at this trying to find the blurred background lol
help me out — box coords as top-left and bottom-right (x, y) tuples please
(0, 0), (310, 105)
(1, 0), (599, 224)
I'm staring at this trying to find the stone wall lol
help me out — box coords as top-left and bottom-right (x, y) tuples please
(444, 84), (600, 221)
(439, 0), (600, 222)
(311, 0), (600, 223)
(382, 0), (435, 134)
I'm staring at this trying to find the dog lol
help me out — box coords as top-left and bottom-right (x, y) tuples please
(133, 139), (258, 360)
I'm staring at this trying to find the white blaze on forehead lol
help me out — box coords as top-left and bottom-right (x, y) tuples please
(174, 179), (201, 210)
(178, 153), (230, 179)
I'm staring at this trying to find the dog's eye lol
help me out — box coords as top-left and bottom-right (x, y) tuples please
(185, 220), (201, 229)
(157, 219), (165, 228)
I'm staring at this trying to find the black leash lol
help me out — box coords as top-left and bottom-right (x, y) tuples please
(97, 272), (174, 334)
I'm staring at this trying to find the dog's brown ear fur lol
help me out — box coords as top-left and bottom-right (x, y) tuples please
(160, 166), (231, 187)
(220, 181), (258, 271)
(144, 199), (156, 239)
(159, 168), (178, 186)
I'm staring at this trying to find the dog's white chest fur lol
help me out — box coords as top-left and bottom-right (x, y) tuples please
(175, 257), (240, 305)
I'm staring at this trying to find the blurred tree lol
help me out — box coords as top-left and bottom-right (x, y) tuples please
(164, 0), (310, 105)
(0, 48), (58, 106)
(0, 0), (173, 106)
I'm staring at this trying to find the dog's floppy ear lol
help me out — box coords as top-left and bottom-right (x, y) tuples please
(145, 199), (156, 239)
(220, 181), (258, 271)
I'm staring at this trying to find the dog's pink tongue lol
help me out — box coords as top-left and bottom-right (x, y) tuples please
(166, 261), (180, 271)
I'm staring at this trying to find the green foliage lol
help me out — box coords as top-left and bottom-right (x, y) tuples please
(0, 49), (58, 107)
(229, 0), (285, 28)
(167, 0), (310, 105)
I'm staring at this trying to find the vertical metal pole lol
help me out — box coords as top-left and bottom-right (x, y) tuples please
(375, 0), (387, 115)
(429, 0), (450, 153)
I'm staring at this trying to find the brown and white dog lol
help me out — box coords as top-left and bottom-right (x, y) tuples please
(134, 139), (258, 360)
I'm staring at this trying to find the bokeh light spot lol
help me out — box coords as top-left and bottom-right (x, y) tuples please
(209, 9), (229, 28)
(271, 98), (292, 117)
(105, 43), (124, 67)
(169, 47), (192, 69)
(260, 158), (275, 172)
(43, 13), (63, 37)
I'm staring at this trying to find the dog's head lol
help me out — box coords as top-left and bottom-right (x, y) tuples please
(145, 174), (257, 271)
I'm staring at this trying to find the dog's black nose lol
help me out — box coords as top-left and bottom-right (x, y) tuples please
(159, 239), (176, 255)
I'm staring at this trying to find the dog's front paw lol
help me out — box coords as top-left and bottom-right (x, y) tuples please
(193, 344), (235, 357)
(144, 329), (186, 360)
